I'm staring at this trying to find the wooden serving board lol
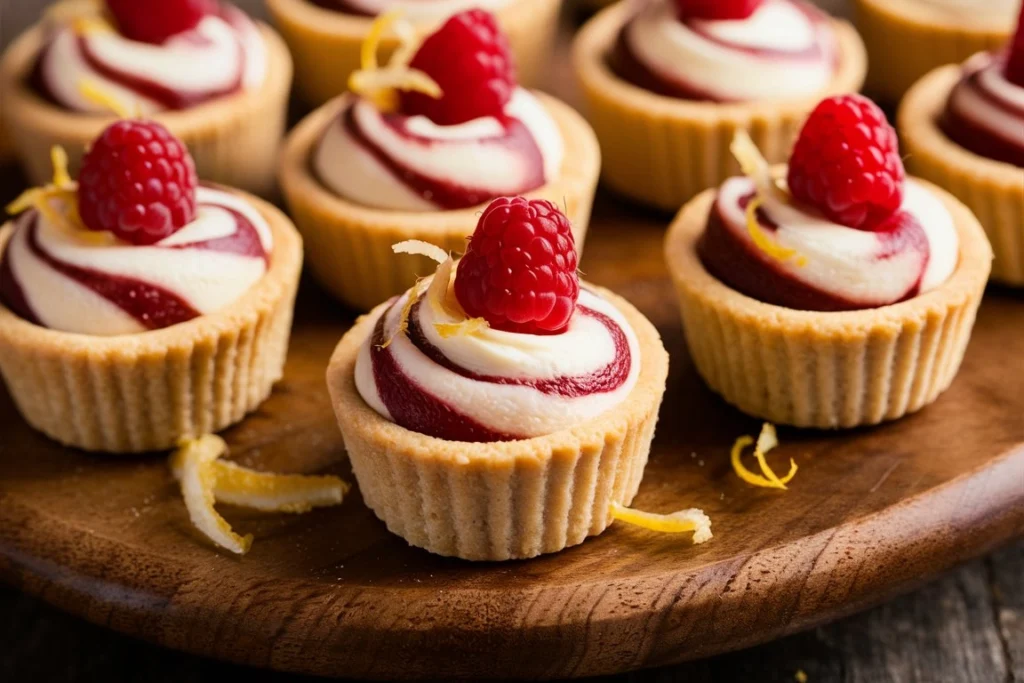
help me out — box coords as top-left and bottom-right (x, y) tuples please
(0, 190), (1022, 680)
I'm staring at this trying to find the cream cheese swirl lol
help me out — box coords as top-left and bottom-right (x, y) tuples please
(314, 89), (564, 211)
(616, 0), (838, 101)
(699, 176), (960, 310)
(0, 187), (273, 335)
(35, 4), (267, 115)
(942, 52), (1024, 167)
(354, 283), (641, 442)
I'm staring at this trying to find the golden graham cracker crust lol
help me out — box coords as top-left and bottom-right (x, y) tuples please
(854, 0), (1014, 104)
(265, 0), (562, 106)
(571, 2), (867, 212)
(326, 285), (669, 561)
(899, 65), (1024, 287)
(0, 193), (304, 454)
(664, 181), (992, 429)
(278, 92), (601, 312)
(0, 23), (294, 198)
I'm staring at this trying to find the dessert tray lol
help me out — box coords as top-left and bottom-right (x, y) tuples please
(0, 189), (1021, 679)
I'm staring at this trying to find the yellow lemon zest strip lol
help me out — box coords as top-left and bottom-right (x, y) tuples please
(51, 147), (72, 188)
(745, 196), (806, 266)
(435, 317), (489, 338)
(349, 10), (441, 112)
(170, 435), (254, 555)
(78, 79), (135, 118)
(71, 15), (114, 36)
(610, 502), (713, 544)
(730, 423), (798, 490)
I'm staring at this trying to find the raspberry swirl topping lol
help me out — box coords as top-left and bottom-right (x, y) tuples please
(699, 96), (959, 312)
(1, 186), (272, 335)
(33, 2), (267, 115)
(314, 89), (562, 211)
(353, 198), (641, 443)
(309, 0), (511, 21)
(315, 9), (562, 211)
(941, 51), (1024, 167)
(613, 0), (838, 102)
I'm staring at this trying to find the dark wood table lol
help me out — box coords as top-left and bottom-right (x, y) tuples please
(1, 1), (1022, 681)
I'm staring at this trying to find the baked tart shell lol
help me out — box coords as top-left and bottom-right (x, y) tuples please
(0, 23), (294, 198)
(0, 192), (304, 454)
(278, 92), (601, 312)
(326, 285), (669, 561)
(265, 0), (563, 106)
(664, 180), (992, 429)
(899, 65), (1024, 286)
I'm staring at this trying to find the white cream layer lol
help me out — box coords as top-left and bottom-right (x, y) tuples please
(337, 0), (512, 22)
(40, 6), (267, 115)
(717, 177), (959, 303)
(355, 287), (641, 438)
(624, 0), (837, 101)
(947, 52), (1024, 150)
(314, 88), (564, 211)
(6, 187), (272, 336)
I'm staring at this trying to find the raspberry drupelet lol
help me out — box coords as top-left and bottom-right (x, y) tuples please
(455, 197), (580, 335)
(400, 9), (516, 125)
(787, 94), (905, 230)
(78, 120), (199, 246)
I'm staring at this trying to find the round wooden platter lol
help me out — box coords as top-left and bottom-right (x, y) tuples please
(0, 191), (1022, 680)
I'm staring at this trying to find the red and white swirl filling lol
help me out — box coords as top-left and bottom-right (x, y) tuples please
(310, 0), (511, 21)
(698, 176), (960, 311)
(614, 0), (838, 102)
(0, 187), (272, 335)
(34, 4), (267, 115)
(354, 286), (640, 442)
(942, 52), (1024, 167)
(314, 89), (563, 211)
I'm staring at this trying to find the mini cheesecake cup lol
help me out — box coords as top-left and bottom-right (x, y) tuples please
(279, 92), (601, 312)
(899, 65), (1024, 286)
(855, 0), (1014, 104)
(0, 193), (303, 454)
(0, 23), (293, 198)
(266, 0), (562, 106)
(665, 180), (992, 429)
(326, 285), (669, 561)
(572, 2), (867, 212)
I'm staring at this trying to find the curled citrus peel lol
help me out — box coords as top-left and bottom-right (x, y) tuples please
(731, 422), (798, 490)
(610, 502), (713, 544)
(348, 10), (441, 113)
(5, 146), (108, 244)
(384, 240), (490, 347)
(170, 435), (349, 555)
(78, 78), (140, 118)
(730, 130), (807, 267)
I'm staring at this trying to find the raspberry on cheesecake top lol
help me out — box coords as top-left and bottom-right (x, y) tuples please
(33, 0), (267, 115)
(612, 0), (839, 102)
(941, 7), (1024, 167)
(313, 10), (563, 212)
(309, 0), (512, 21)
(354, 197), (641, 443)
(699, 95), (960, 311)
(1, 120), (272, 335)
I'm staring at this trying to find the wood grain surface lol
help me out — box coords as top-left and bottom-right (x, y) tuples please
(0, 1), (1022, 682)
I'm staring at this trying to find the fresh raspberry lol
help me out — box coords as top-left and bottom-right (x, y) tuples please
(78, 120), (199, 246)
(675, 0), (762, 20)
(787, 94), (905, 230)
(400, 10), (515, 125)
(1004, 5), (1024, 87)
(455, 197), (579, 335)
(105, 0), (216, 44)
